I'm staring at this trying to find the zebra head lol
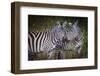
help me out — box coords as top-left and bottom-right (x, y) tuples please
(63, 20), (83, 54)
(51, 21), (67, 42)
(64, 20), (80, 40)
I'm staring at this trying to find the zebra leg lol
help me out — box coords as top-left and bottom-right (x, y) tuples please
(48, 51), (53, 59)
(60, 50), (66, 59)
(28, 50), (37, 60)
(47, 50), (65, 59)
(48, 50), (55, 59)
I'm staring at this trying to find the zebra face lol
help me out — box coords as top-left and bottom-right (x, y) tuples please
(53, 21), (67, 41)
(64, 20), (80, 40)
(62, 20), (83, 54)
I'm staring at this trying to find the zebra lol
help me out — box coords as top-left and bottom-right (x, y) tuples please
(28, 21), (67, 60)
(50, 20), (83, 59)
(58, 20), (83, 59)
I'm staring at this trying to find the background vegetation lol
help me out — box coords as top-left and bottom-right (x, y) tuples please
(28, 15), (88, 60)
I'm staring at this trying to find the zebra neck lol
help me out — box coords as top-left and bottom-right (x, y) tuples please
(46, 31), (52, 40)
(50, 30), (58, 45)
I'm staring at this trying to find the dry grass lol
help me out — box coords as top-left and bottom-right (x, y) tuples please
(29, 49), (86, 61)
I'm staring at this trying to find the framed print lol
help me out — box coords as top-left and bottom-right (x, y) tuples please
(11, 2), (98, 74)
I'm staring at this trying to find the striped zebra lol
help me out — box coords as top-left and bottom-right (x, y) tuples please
(60, 20), (83, 56)
(53, 20), (83, 59)
(28, 21), (67, 60)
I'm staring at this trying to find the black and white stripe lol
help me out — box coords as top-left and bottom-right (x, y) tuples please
(28, 31), (59, 53)
(61, 20), (83, 54)
(28, 21), (67, 60)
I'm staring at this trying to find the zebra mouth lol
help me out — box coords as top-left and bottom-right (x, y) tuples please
(62, 37), (69, 43)
(55, 45), (63, 49)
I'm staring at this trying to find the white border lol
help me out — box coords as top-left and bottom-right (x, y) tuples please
(20, 6), (95, 70)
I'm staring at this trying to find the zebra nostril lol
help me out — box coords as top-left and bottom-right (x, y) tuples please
(62, 37), (69, 43)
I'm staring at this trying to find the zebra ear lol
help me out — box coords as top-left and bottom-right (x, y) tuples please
(63, 21), (67, 27)
(74, 20), (78, 26)
(56, 21), (61, 28)
(68, 22), (72, 26)
(56, 21), (60, 25)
